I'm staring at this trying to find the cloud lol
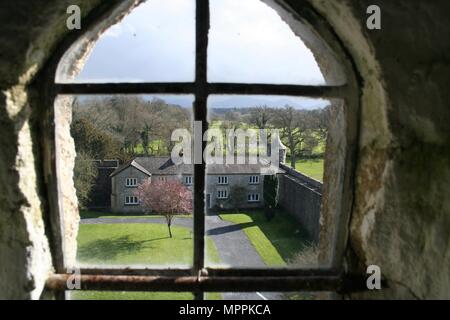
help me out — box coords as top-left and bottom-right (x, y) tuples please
(76, 0), (325, 85)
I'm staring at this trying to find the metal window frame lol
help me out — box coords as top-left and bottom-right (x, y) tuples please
(36, 0), (366, 300)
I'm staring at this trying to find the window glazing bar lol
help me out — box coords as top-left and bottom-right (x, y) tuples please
(208, 83), (347, 98)
(54, 82), (196, 95)
(54, 82), (345, 99)
(46, 273), (351, 293)
(192, 0), (210, 300)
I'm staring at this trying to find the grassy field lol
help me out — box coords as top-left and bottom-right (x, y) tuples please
(73, 223), (221, 300)
(79, 211), (192, 220)
(219, 211), (309, 267)
(77, 223), (219, 266)
(286, 158), (324, 182)
(70, 291), (195, 300)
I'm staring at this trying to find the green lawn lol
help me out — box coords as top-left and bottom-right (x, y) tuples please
(73, 223), (221, 300)
(70, 291), (221, 301)
(77, 223), (219, 266)
(79, 210), (192, 220)
(286, 158), (324, 182)
(219, 211), (309, 267)
(70, 291), (195, 300)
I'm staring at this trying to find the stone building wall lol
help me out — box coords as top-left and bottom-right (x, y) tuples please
(111, 166), (150, 213)
(206, 174), (265, 210)
(111, 166), (265, 213)
(87, 160), (118, 210)
(278, 165), (322, 243)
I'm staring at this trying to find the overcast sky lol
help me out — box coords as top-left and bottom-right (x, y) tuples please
(75, 0), (326, 108)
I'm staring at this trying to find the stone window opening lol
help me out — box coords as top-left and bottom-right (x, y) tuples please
(249, 175), (260, 185)
(185, 176), (193, 185)
(125, 196), (139, 206)
(217, 176), (229, 185)
(217, 190), (228, 200)
(248, 193), (260, 202)
(39, 0), (363, 300)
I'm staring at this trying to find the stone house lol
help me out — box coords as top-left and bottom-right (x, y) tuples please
(110, 156), (283, 213)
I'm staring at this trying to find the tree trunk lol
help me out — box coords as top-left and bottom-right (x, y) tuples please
(290, 151), (296, 169)
(166, 216), (173, 238)
(167, 223), (172, 238)
(288, 134), (296, 169)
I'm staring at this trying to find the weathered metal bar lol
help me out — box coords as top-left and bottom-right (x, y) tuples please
(46, 274), (344, 292)
(208, 83), (346, 99)
(77, 267), (339, 277)
(79, 268), (193, 277)
(192, 0), (210, 301)
(54, 82), (196, 95)
(204, 267), (340, 277)
(54, 82), (345, 98)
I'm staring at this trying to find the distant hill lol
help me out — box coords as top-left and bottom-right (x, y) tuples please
(208, 96), (329, 110)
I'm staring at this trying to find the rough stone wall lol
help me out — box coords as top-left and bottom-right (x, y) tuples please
(0, 0), (448, 299)
(309, 0), (450, 299)
(0, 0), (106, 299)
(0, 0), (138, 299)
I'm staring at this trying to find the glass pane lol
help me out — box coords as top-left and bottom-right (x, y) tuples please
(55, 94), (198, 267)
(208, 0), (326, 85)
(57, 0), (195, 83)
(205, 95), (335, 268)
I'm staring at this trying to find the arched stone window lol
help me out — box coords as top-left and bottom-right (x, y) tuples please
(41, 0), (360, 299)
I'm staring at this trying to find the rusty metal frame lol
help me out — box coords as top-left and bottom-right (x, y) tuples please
(36, 0), (365, 300)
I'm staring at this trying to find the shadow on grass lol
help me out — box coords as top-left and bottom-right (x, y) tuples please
(79, 211), (150, 219)
(77, 235), (168, 262)
(206, 222), (255, 236)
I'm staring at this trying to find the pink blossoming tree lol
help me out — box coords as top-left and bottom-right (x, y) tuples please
(136, 179), (192, 238)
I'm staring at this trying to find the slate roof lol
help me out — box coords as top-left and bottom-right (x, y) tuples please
(111, 156), (283, 177)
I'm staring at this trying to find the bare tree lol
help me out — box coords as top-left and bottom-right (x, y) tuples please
(249, 105), (272, 129)
(308, 107), (330, 141)
(273, 106), (309, 168)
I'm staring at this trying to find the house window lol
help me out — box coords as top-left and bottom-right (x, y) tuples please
(249, 175), (259, 184)
(125, 178), (138, 187)
(125, 196), (139, 205)
(185, 176), (193, 185)
(218, 176), (228, 185)
(247, 193), (260, 202)
(217, 190), (228, 199)
(157, 176), (167, 182)
(46, 0), (360, 301)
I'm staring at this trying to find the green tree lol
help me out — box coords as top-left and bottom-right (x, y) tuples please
(73, 151), (98, 209)
(229, 185), (247, 211)
(263, 175), (279, 221)
(71, 117), (122, 160)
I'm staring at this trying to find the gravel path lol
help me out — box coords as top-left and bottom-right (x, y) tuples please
(80, 215), (282, 300)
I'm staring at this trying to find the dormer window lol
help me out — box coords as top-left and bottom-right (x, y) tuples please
(125, 178), (138, 187)
(218, 176), (228, 185)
